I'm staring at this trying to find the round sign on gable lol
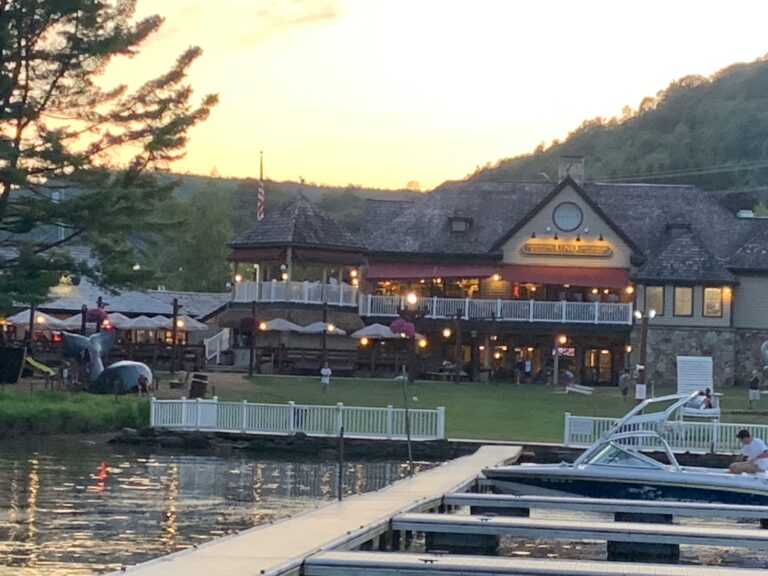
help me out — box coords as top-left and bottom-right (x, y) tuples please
(553, 202), (583, 232)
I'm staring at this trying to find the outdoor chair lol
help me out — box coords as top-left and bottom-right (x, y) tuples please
(676, 356), (721, 420)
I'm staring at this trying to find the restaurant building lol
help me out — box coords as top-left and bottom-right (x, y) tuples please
(228, 159), (768, 387)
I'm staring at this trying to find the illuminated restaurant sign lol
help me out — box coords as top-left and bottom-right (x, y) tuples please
(521, 241), (612, 257)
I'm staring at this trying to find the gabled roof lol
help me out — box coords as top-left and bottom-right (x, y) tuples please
(632, 226), (736, 285)
(489, 176), (643, 254)
(231, 195), (365, 252)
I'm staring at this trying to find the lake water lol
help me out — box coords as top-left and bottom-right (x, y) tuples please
(0, 437), (419, 576)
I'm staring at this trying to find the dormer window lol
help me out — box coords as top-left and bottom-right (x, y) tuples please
(449, 217), (472, 233)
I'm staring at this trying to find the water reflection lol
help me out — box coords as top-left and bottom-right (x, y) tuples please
(0, 439), (424, 576)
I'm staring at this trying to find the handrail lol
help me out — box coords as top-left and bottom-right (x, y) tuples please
(203, 328), (230, 363)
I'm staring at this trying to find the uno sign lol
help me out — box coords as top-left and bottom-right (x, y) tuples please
(521, 242), (613, 257)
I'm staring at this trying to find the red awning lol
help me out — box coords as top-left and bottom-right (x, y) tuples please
(501, 265), (630, 289)
(367, 262), (496, 280)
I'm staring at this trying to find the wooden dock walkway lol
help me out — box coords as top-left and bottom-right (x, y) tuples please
(114, 445), (521, 576)
(305, 550), (767, 575)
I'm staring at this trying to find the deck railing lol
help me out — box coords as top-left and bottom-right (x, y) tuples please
(150, 398), (446, 441)
(203, 328), (231, 364)
(361, 295), (633, 325)
(563, 413), (768, 454)
(233, 280), (359, 307)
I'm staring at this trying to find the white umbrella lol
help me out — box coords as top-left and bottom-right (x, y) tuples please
(174, 315), (208, 332)
(260, 318), (305, 332)
(7, 309), (62, 329)
(351, 323), (399, 340)
(123, 315), (165, 330)
(59, 313), (85, 330)
(301, 321), (347, 336)
(106, 312), (132, 328)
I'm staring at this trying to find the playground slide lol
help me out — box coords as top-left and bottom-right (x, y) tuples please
(25, 357), (57, 377)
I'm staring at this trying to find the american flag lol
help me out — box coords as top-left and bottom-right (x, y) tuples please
(257, 179), (265, 221)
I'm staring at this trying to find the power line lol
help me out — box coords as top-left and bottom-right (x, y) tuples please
(596, 159), (768, 182)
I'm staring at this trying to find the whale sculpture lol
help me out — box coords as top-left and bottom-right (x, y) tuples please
(62, 330), (152, 394)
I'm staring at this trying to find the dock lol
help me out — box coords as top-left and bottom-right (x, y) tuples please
(114, 445), (521, 576)
(305, 551), (767, 575)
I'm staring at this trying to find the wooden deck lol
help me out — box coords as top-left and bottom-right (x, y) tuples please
(113, 445), (521, 576)
(305, 550), (766, 575)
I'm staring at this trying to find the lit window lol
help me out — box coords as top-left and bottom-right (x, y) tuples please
(673, 286), (693, 317)
(703, 287), (723, 317)
(645, 286), (664, 316)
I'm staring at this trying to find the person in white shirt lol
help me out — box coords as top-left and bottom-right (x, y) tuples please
(320, 362), (332, 392)
(729, 429), (768, 474)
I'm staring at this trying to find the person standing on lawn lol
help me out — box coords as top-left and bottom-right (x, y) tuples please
(320, 362), (332, 392)
(618, 368), (631, 402)
(749, 369), (761, 409)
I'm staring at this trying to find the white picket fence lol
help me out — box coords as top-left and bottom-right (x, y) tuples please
(150, 398), (446, 441)
(564, 413), (768, 455)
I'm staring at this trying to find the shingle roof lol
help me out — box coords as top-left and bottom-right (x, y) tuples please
(231, 195), (365, 252)
(632, 226), (736, 284)
(363, 180), (757, 269)
(147, 290), (230, 320)
(728, 219), (768, 271)
(365, 181), (552, 256)
(357, 199), (415, 242)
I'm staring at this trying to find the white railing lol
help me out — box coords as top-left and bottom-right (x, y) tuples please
(564, 413), (768, 454)
(203, 328), (231, 364)
(361, 295), (633, 325)
(150, 398), (446, 441)
(233, 281), (360, 307)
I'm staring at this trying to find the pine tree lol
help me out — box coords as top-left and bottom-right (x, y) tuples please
(0, 0), (217, 309)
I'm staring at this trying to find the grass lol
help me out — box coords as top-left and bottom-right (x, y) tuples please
(211, 376), (768, 443)
(0, 389), (150, 439)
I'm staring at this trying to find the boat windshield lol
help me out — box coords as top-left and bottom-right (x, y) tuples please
(583, 443), (665, 469)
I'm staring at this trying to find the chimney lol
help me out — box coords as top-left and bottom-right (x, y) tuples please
(558, 156), (585, 185)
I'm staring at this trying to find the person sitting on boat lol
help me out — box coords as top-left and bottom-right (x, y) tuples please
(729, 429), (768, 474)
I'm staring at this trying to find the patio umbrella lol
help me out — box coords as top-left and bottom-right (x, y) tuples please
(351, 323), (399, 340)
(6, 309), (62, 330)
(59, 313), (85, 330)
(301, 321), (347, 336)
(260, 318), (305, 332)
(174, 315), (208, 332)
(106, 312), (132, 329)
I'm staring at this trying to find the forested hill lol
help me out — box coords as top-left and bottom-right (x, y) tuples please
(469, 55), (768, 212)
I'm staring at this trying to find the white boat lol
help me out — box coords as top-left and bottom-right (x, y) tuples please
(483, 393), (768, 505)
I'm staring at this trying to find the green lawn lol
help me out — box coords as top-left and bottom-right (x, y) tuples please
(214, 376), (767, 443)
(0, 389), (149, 439)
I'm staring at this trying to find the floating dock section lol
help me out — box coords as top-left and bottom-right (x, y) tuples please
(114, 445), (521, 576)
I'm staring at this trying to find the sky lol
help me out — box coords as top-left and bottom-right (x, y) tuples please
(102, 0), (768, 190)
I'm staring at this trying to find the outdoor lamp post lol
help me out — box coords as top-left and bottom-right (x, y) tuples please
(633, 308), (656, 400)
(553, 334), (568, 387)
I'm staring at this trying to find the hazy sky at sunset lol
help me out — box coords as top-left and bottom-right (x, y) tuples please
(103, 0), (768, 189)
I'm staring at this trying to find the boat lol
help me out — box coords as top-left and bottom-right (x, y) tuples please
(483, 392), (768, 505)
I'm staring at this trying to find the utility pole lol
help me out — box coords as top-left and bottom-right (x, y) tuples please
(248, 300), (257, 377)
(170, 298), (180, 374)
(454, 310), (463, 383)
(80, 304), (87, 335)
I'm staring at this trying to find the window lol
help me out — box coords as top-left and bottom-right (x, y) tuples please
(674, 286), (693, 317)
(449, 217), (472, 233)
(645, 286), (664, 316)
(703, 287), (723, 317)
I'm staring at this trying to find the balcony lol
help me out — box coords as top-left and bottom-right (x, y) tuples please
(232, 280), (359, 307)
(231, 281), (633, 325)
(360, 295), (633, 325)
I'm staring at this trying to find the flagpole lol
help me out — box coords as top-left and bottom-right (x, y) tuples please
(257, 150), (265, 221)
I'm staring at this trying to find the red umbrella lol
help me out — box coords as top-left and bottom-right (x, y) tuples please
(389, 317), (416, 339)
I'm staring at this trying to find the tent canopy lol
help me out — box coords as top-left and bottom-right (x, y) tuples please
(7, 309), (62, 329)
(261, 318), (305, 333)
(123, 315), (165, 330)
